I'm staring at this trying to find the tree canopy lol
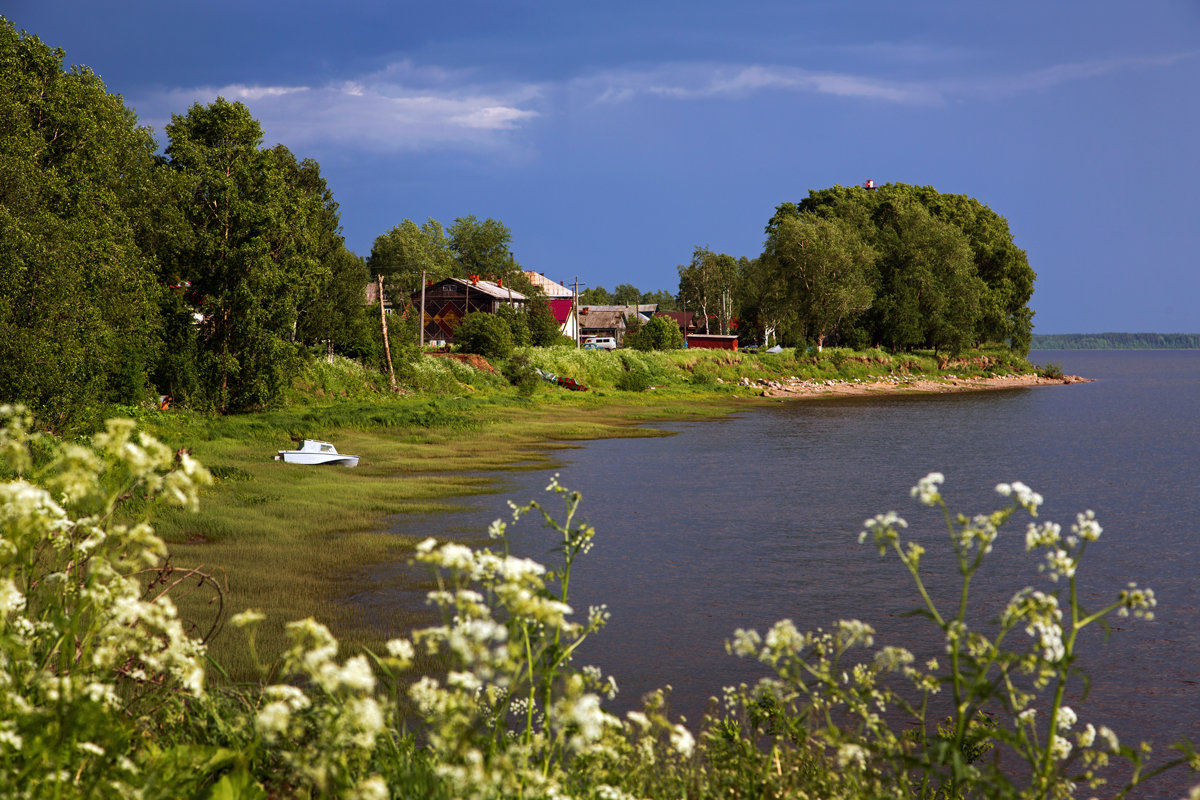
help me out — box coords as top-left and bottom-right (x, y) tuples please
(0, 19), (372, 425)
(787, 183), (1036, 353)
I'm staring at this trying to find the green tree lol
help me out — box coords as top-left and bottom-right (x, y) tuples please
(0, 20), (164, 428)
(495, 303), (531, 347)
(527, 294), (563, 346)
(367, 217), (456, 298)
(764, 213), (877, 351)
(678, 247), (739, 335)
(628, 315), (685, 351)
(639, 289), (678, 312)
(869, 200), (983, 355)
(449, 215), (517, 283)
(794, 183), (1034, 353)
(165, 98), (326, 412)
(612, 283), (641, 305)
(736, 255), (793, 347)
(578, 286), (612, 305)
(454, 311), (514, 359)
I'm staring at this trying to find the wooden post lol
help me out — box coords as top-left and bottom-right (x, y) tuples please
(378, 275), (397, 390)
(419, 270), (426, 348)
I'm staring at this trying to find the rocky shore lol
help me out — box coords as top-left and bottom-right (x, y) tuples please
(739, 372), (1091, 399)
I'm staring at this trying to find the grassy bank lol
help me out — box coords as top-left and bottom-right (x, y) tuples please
(132, 345), (1035, 675)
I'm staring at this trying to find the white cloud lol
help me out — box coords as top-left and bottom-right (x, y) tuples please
(578, 62), (940, 106)
(130, 50), (1197, 155)
(578, 51), (1198, 109)
(131, 63), (544, 155)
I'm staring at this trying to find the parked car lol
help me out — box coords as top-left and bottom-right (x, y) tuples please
(582, 336), (617, 350)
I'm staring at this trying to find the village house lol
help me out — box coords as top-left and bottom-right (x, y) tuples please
(523, 271), (580, 341)
(577, 304), (659, 346)
(410, 276), (527, 344)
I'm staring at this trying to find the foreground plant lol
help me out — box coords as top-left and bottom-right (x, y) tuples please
(724, 473), (1198, 799)
(0, 406), (212, 798)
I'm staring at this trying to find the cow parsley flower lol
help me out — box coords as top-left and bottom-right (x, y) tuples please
(1057, 705), (1077, 730)
(911, 472), (945, 506)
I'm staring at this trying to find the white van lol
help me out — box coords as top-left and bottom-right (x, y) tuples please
(583, 336), (617, 350)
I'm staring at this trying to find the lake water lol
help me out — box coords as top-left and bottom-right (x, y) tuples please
(375, 350), (1200, 796)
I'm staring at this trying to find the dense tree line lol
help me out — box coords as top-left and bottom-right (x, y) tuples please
(0, 20), (376, 425)
(1030, 332), (1200, 350)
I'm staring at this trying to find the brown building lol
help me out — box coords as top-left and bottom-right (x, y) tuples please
(411, 276), (527, 343)
(686, 333), (739, 351)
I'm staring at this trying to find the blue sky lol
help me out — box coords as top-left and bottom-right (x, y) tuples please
(7, 1), (1199, 333)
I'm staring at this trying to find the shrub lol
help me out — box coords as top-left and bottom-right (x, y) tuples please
(1038, 361), (1064, 379)
(629, 316), (685, 351)
(502, 353), (542, 396)
(454, 312), (515, 360)
(615, 370), (651, 391)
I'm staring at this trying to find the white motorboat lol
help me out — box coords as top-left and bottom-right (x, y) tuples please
(275, 439), (360, 467)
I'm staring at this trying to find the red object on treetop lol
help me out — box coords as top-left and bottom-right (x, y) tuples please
(864, 179), (876, 190)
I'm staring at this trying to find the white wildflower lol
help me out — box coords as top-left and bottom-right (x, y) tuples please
(386, 637), (415, 661)
(911, 472), (944, 505)
(231, 609), (265, 628)
(256, 701), (293, 739)
(347, 776), (389, 800)
(1057, 706), (1077, 730)
(670, 724), (695, 758)
(1051, 734), (1072, 760)
(1073, 510), (1102, 542)
(729, 628), (762, 657)
(837, 742), (868, 769)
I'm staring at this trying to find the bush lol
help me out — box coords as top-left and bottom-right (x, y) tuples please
(454, 312), (515, 360)
(502, 353), (542, 396)
(615, 370), (651, 391)
(629, 316), (685, 351)
(1038, 361), (1064, 379)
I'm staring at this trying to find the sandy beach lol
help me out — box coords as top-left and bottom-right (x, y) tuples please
(747, 372), (1091, 399)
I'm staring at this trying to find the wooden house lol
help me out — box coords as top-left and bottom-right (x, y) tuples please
(578, 308), (627, 344)
(411, 276), (527, 343)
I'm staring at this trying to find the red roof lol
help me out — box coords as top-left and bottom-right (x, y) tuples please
(549, 298), (574, 324)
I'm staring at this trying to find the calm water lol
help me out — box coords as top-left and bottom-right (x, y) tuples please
(372, 350), (1200, 795)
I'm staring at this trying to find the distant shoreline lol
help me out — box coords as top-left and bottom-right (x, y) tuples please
(756, 372), (1090, 400)
(1031, 333), (1200, 350)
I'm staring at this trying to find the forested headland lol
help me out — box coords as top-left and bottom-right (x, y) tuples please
(2, 16), (1037, 435)
(1031, 332), (1200, 349)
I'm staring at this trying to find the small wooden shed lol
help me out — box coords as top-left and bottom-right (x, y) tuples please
(686, 334), (739, 351)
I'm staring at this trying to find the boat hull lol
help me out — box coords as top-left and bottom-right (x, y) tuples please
(274, 438), (359, 467)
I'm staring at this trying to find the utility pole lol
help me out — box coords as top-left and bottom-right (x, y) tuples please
(378, 274), (397, 391)
(573, 277), (583, 349)
(419, 270), (426, 348)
